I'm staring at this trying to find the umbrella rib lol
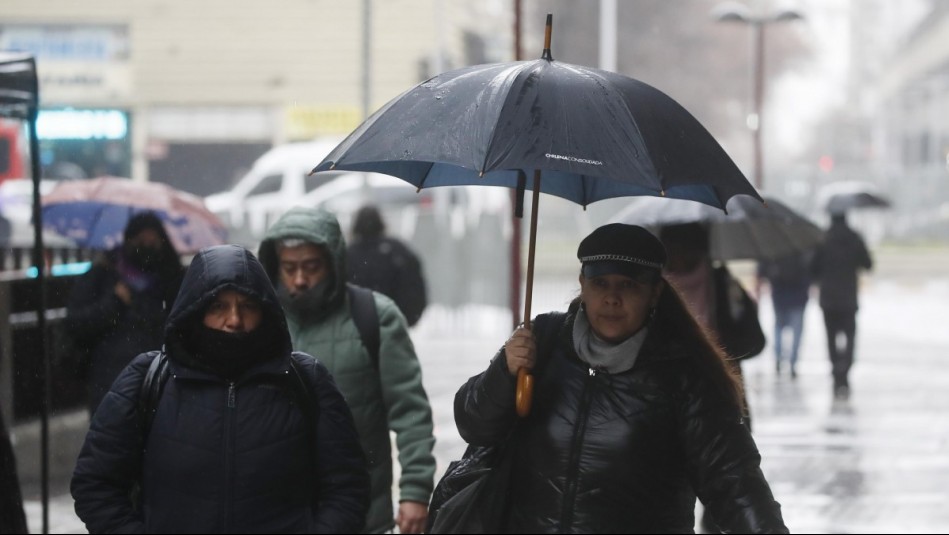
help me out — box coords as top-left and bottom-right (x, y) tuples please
(477, 62), (533, 175)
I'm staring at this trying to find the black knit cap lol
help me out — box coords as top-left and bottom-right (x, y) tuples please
(578, 223), (666, 281)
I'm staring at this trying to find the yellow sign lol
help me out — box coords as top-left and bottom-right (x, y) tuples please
(285, 105), (362, 140)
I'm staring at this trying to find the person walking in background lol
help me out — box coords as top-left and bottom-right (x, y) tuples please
(63, 212), (184, 415)
(811, 213), (873, 400)
(757, 250), (813, 379)
(259, 207), (436, 534)
(347, 204), (428, 327)
(71, 244), (369, 533)
(448, 224), (787, 533)
(658, 223), (766, 534)
(659, 223), (766, 421)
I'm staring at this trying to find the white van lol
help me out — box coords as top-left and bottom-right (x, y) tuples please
(205, 137), (356, 239)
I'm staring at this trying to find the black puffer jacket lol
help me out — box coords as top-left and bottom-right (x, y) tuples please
(71, 245), (370, 534)
(455, 310), (787, 534)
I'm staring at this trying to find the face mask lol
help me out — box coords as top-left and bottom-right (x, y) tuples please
(277, 277), (333, 317)
(125, 244), (165, 272)
(190, 325), (270, 379)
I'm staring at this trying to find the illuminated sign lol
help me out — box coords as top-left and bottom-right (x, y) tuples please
(285, 105), (362, 140)
(36, 109), (128, 140)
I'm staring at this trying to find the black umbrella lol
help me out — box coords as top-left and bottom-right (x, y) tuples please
(313, 16), (761, 416)
(0, 52), (50, 533)
(827, 192), (891, 214)
(820, 181), (892, 214)
(610, 195), (823, 260)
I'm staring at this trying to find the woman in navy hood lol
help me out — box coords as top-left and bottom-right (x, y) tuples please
(71, 245), (370, 534)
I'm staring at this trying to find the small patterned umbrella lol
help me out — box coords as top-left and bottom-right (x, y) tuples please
(42, 176), (227, 252)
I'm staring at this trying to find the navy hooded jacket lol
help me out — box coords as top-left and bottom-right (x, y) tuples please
(71, 245), (370, 533)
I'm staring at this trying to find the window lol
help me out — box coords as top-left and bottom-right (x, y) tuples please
(247, 173), (282, 196)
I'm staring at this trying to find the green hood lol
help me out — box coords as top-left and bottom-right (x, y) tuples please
(258, 207), (348, 312)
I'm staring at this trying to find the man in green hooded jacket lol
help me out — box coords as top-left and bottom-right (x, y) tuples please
(259, 207), (435, 534)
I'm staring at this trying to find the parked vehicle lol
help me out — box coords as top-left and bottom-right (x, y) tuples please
(300, 172), (511, 242)
(204, 137), (354, 239)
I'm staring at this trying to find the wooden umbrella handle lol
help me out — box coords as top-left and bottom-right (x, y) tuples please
(515, 170), (542, 418)
(516, 368), (534, 417)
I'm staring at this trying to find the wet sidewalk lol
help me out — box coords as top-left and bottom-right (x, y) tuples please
(24, 278), (949, 534)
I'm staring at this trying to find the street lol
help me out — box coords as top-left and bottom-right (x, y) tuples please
(24, 272), (949, 534)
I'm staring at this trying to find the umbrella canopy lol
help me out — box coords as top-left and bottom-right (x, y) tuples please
(313, 56), (757, 210)
(610, 195), (823, 260)
(42, 177), (228, 252)
(818, 181), (892, 214)
(827, 192), (891, 215)
(312, 16), (761, 416)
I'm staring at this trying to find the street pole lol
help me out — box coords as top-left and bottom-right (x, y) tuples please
(751, 22), (764, 189)
(599, 0), (617, 72)
(712, 3), (802, 191)
(361, 0), (372, 120)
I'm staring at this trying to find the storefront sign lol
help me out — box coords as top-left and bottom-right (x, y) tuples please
(285, 105), (362, 140)
(0, 24), (131, 104)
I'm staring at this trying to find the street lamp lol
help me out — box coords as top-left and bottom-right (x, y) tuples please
(713, 2), (802, 190)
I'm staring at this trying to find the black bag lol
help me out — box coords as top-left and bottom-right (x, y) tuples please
(426, 312), (564, 534)
(426, 438), (517, 534)
(714, 266), (766, 360)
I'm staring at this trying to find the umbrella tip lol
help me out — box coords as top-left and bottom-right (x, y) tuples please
(660, 189), (666, 197)
(479, 170), (484, 178)
(542, 14), (554, 61)
(416, 186), (422, 194)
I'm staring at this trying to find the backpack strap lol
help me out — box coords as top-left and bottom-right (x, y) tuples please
(138, 350), (170, 440)
(138, 350), (318, 442)
(347, 283), (381, 370)
(287, 354), (316, 425)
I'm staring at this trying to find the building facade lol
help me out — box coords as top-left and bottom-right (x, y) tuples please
(1, 0), (509, 195)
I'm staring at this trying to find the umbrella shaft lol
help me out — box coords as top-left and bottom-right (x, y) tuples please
(524, 170), (541, 329)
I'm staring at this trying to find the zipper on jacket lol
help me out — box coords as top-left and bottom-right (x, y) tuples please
(560, 369), (597, 530)
(224, 381), (236, 529)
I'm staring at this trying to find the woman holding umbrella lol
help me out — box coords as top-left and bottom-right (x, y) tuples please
(451, 224), (787, 533)
(64, 212), (184, 415)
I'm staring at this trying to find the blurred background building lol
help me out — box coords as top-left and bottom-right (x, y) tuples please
(2, 0), (948, 241)
(0, 0), (511, 196)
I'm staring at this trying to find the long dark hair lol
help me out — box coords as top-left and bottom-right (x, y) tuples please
(651, 279), (745, 410)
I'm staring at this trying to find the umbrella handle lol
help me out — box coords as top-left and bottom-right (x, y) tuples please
(515, 170), (542, 418)
(516, 368), (534, 417)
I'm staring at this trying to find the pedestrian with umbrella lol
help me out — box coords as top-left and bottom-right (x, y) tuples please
(812, 211), (875, 401)
(313, 16), (788, 532)
(445, 224), (787, 532)
(313, 15), (765, 417)
(62, 211), (185, 415)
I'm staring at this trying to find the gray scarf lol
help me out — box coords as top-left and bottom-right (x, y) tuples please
(572, 308), (648, 374)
